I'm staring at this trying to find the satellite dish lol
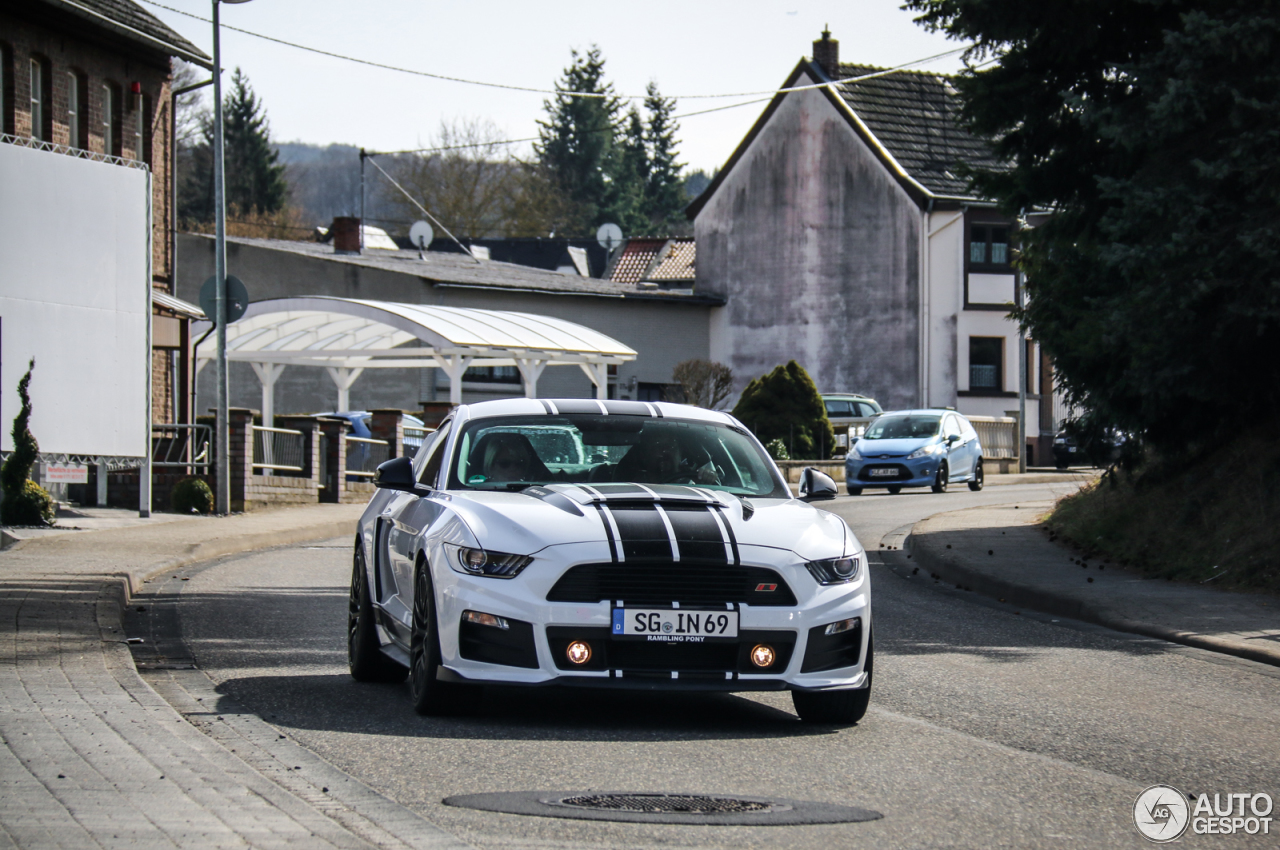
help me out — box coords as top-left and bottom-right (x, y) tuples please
(596, 222), (624, 252)
(409, 220), (434, 251)
(199, 275), (249, 326)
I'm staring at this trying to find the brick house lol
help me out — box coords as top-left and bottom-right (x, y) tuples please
(1, 0), (210, 425)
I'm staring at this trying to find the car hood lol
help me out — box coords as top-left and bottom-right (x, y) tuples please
(443, 483), (850, 563)
(854, 437), (934, 458)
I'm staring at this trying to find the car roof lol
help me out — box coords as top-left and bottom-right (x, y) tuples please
(878, 408), (963, 417)
(455, 398), (737, 425)
(821, 393), (875, 401)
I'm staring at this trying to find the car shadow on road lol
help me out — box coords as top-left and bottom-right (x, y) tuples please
(203, 673), (842, 743)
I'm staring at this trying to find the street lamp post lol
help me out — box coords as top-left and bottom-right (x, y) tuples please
(211, 0), (252, 514)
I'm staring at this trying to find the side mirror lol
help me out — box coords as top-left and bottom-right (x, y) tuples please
(799, 467), (837, 502)
(374, 455), (417, 492)
(946, 434), (960, 444)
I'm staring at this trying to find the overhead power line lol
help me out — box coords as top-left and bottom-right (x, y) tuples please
(141, 0), (967, 102)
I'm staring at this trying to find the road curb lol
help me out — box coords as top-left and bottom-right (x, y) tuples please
(905, 528), (1280, 669)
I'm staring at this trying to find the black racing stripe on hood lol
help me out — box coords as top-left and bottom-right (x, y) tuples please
(712, 506), (741, 566)
(594, 504), (619, 563)
(602, 400), (654, 417)
(663, 505), (729, 564)
(590, 483), (652, 499)
(609, 506), (673, 561)
(551, 399), (606, 415)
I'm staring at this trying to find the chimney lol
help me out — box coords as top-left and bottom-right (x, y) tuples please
(813, 27), (839, 79)
(331, 217), (361, 254)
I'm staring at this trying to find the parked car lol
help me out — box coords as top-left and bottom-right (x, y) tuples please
(349, 398), (873, 724)
(821, 393), (883, 452)
(1051, 422), (1127, 469)
(844, 409), (984, 495)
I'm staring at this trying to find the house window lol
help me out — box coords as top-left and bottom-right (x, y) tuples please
(102, 82), (121, 156)
(969, 225), (1011, 268)
(67, 70), (87, 149)
(462, 366), (520, 384)
(969, 337), (1003, 392)
(30, 56), (51, 142)
(134, 92), (151, 164)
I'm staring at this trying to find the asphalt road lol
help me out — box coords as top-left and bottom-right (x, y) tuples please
(148, 481), (1280, 848)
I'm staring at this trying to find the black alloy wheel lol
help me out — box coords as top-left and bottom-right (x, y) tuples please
(846, 485), (863, 496)
(409, 560), (481, 716)
(348, 543), (408, 682)
(968, 461), (985, 491)
(792, 629), (873, 724)
(931, 463), (949, 493)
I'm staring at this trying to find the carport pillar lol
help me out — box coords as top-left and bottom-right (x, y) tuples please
(432, 354), (474, 406)
(251, 362), (286, 427)
(580, 362), (609, 400)
(516, 358), (549, 399)
(326, 366), (364, 411)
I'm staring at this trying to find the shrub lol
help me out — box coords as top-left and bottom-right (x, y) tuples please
(1, 359), (54, 527)
(731, 361), (836, 459)
(765, 438), (790, 461)
(171, 476), (214, 514)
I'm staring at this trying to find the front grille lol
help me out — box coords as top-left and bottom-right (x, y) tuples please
(546, 562), (796, 606)
(858, 464), (910, 482)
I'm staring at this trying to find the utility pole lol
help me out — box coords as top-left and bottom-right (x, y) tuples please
(211, 0), (254, 514)
(1015, 214), (1028, 474)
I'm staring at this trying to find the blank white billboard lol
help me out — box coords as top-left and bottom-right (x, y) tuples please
(0, 143), (149, 457)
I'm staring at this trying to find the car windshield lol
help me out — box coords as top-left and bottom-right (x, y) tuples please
(449, 414), (787, 498)
(864, 415), (941, 440)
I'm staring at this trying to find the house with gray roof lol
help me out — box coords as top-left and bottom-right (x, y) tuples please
(689, 30), (1059, 463)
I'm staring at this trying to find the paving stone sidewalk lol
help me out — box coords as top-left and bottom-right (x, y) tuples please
(0, 505), (471, 850)
(906, 501), (1280, 667)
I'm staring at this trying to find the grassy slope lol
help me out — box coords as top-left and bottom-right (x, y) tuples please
(1045, 432), (1280, 594)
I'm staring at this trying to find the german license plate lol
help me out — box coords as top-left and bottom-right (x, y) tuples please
(868, 467), (897, 477)
(613, 608), (738, 640)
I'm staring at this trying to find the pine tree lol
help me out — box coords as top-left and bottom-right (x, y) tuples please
(732, 361), (836, 460)
(180, 68), (287, 223)
(602, 107), (648, 236)
(536, 47), (625, 235)
(222, 68), (287, 215)
(641, 82), (685, 232)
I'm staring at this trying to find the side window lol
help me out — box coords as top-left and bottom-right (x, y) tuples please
(959, 417), (979, 443)
(824, 400), (851, 417)
(853, 402), (876, 417)
(944, 415), (962, 440)
(416, 421), (452, 487)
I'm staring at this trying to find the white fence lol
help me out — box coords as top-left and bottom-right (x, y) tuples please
(253, 425), (305, 472)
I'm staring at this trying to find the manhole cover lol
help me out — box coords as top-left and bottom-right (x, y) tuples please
(443, 791), (882, 826)
(556, 793), (779, 814)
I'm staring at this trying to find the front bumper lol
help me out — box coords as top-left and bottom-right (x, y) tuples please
(427, 544), (871, 692)
(845, 455), (939, 488)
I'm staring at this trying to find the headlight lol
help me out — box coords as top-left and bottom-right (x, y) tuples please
(846, 443), (862, 460)
(805, 555), (861, 585)
(907, 444), (939, 459)
(448, 545), (532, 579)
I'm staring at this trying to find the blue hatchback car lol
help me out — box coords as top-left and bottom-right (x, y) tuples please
(844, 409), (984, 495)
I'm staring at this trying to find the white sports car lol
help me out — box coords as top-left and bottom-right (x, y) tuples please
(348, 399), (873, 724)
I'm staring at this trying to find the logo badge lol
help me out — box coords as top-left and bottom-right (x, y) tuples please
(1134, 785), (1190, 843)
(755, 583), (777, 592)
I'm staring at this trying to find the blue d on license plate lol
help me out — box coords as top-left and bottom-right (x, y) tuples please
(613, 608), (738, 641)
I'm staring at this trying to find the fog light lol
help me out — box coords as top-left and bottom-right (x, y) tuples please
(749, 644), (776, 668)
(566, 640), (592, 665)
(824, 617), (857, 636)
(461, 610), (509, 630)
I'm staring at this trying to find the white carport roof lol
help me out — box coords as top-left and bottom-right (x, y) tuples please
(193, 296), (637, 415)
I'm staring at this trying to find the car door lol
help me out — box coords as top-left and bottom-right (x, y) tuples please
(943, 414), (969, 480)
(377, 421), (452, 645)
(958, 416), (982, 477)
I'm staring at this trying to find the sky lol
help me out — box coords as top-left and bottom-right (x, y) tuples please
(143, 0), (970, 174)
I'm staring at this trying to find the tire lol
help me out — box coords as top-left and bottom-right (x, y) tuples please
(931, 463), (949, 493)
(409, 559), (482, 716)
(792, 630), (873, 724)
(348, 543), (408, 683)
(886, 486), (902, 495)
(1055, 460), (1068, 470)
(968, 461), (985, 491)
(846, 485), (862, 496)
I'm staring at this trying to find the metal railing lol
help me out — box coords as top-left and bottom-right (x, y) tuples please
(345, 436), (390, 478)
(969, 415), (1019, 459)
(152, 424), (212, 470)
(253, 425), (306, 472)
(403, 426), (429, 457)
